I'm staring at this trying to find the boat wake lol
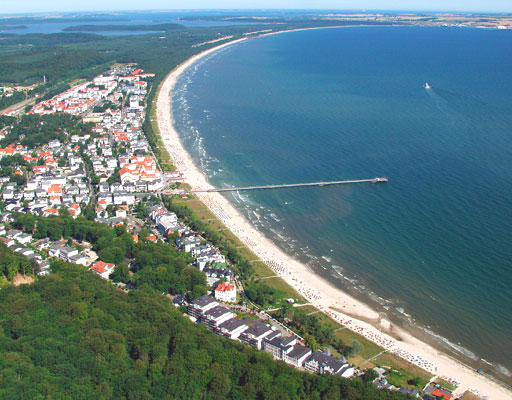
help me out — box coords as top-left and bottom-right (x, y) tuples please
(424, 86), (468, 130)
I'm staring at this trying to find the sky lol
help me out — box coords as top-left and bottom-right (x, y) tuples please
(1, 0), (511, 14)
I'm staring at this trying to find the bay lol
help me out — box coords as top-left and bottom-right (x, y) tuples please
(172, 26), (512, 380)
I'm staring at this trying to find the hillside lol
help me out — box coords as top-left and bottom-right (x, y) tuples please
(0, 260), (409, 400)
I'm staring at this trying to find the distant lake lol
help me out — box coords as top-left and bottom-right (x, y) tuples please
(0, 11), (261, 35)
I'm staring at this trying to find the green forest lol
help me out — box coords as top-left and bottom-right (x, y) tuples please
(0, 242), (34, 282)
(0, 260), (411, 400)
(9, 212), (207, 301)
(0, 113), (92, 147)
(0, 91), (26, 111)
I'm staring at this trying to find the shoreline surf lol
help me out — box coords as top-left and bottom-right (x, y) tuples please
(155, 29), (512, 399)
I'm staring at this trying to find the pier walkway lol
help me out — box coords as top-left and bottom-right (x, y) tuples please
(190, 177), (388, 193)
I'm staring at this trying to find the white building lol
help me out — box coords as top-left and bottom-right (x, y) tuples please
(89, 260), (115, 280)
(113, 191), (135, 206)
(214, 282), (237, 303)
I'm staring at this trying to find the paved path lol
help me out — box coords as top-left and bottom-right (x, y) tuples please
(358, 350), (388, 369)
(1, 96), (36, 115)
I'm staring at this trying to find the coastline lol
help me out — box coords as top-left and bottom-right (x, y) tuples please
(155, 32), (512, 400)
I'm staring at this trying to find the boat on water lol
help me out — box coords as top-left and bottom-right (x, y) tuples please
(424, 82), (431, 89)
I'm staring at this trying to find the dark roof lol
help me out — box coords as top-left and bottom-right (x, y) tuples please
(374, 378), (390, 389)
(60, 245), (77, 255)
(286, 344), (312, 360)
(203, 267), (233, 276)
(306, 351), (347, 373)
(265, 336), (296, 351)
(204, 305), (231, 319)
(243, 321), (272, 337)
(172, 295), (186, 305)
(398, 388), (419, 396)
(218, 318), (250, 332)
(190, 295), (217, 308)
(424, 384), (452, 397)
(281, 336), (296, 347)
(266, 336), (282, 348)
(265, 330), (282, 341)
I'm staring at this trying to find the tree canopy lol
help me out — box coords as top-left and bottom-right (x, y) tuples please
(0, 262), (410, 400)
(13, 213), (202, 299)
(0, 113), (92, 147)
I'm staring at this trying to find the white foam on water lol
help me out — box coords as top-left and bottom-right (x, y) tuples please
(421, 327), (479, 361)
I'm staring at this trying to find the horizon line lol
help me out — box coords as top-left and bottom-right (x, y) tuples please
(1, 8), (512, 17)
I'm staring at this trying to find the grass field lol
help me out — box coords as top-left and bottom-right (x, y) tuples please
(434, 377), (457, 391)
(372, 352), (433, 389)
(311, 309), (345, 330)
(173, 196), (307, 303)
(268, 304), (385, 367)
(291, 305), (318, 314)
(148, 96), (174, 171)
(234, 311), (260, 320)
(334, 328), (384, 364)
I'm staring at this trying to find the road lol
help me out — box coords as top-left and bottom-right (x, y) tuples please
(1, 96), (36, 115)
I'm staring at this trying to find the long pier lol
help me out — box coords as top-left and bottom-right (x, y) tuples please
(191, 177), (388, 193)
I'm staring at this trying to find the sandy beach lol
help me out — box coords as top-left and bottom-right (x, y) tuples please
(156, 34), (512, 400)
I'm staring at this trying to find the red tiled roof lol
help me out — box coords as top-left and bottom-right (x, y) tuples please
(48, 184), (62, 193)
(432, 389), (452, 400)
(90, 261), (115, 274)
(215, 282), (234, 292)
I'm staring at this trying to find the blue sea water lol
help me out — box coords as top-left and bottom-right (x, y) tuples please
(172, 26), (512, 378)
